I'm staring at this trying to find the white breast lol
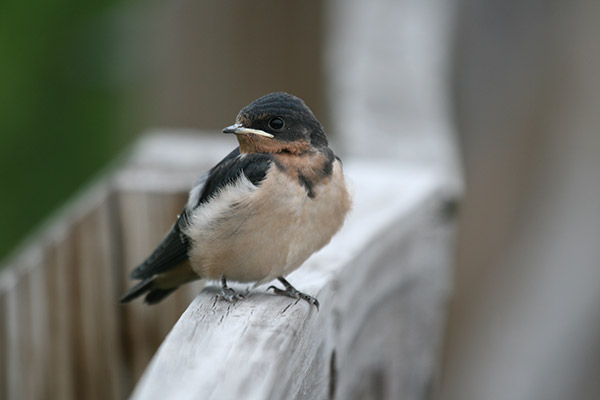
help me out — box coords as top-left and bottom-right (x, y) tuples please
(184, 160), (351, 283)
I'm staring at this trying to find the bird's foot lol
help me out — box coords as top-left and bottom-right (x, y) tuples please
(217, 276), (245, 303)
(217, 287), (245, 303)
(268, 277), (319, 310)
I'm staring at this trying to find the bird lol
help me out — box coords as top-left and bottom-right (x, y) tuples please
(120, 92), (351, 309)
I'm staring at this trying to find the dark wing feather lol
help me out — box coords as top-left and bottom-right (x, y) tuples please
(129, 209), (192, 279)
(194, 147), (272, 207)
(129, 147), (273, 280)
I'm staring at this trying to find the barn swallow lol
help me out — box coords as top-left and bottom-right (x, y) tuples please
(120, 92), (351, 309)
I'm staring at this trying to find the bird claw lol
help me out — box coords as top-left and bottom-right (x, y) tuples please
(217, 286), (245, 303)
(217, 276), (245, 303)
(268, 281), (319, 310)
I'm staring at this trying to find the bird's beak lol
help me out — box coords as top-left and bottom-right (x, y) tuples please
(222, 123), (274, 138)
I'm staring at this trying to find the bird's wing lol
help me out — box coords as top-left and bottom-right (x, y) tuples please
(129, 205), (193, 279)
(193, 147), (272, 207)
(129, 147), (272, 279)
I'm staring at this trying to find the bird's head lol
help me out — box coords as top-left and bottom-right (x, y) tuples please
(222, 92), (328, 154)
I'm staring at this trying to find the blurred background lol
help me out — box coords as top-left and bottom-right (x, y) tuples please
(1, 0), (599, 399)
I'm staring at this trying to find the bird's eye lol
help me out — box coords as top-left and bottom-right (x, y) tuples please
(268, 117), (285, 130)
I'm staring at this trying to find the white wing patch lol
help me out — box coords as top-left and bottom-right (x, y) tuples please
(186, 173), (257, 238)
(186, 173), (209, 209)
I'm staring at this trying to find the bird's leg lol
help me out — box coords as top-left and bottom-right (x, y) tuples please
(268, 277), (319, 310)
(217, 276), (245, 303)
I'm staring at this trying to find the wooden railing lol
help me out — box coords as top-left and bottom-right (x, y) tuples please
(0, 133), (222, 399)
(0, 132), (458, 399)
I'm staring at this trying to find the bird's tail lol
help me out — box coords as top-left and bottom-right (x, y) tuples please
(120, 262), (198, 305)
(119, 277), (176, 305)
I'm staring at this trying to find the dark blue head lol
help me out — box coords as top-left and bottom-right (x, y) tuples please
(223, 92), (328, 149)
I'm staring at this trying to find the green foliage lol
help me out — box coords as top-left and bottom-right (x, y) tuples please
(0, 0), (134, 261)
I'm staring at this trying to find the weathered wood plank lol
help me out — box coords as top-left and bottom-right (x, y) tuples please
(74, 192), (124, 400)
(27, 252), (50, 400)
(130, 161), (456, 400)
(116, 190), (200, 386)
(16, 272), (33, 400)
(1, 248), (47, 400)
(49, 227), (79, 400)
(6, 275), (22, 400)
(3, 271), (21, 400)
(44, 222), (79, 400)
(0, 177), (123, 398)
(0, 280), (6, 400)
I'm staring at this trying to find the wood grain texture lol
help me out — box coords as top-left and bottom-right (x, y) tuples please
(116, 190), (195, 384)
(130, 160), (457, 400)
(29, 258), (50, 400)
(73, 194), (124, 400)
(46, 233), (77, 400)
(6, 277), (22, 400)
